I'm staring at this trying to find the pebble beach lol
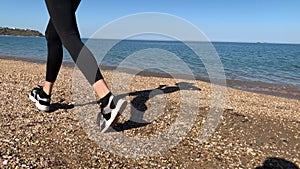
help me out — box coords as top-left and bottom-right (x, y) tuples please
(0, 58), (299, 168)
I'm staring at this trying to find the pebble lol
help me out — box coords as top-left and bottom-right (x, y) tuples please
(3, 160), (8, 165)
(0, 58), (299, 168)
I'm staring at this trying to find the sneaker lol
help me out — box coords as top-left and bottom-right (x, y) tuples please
(29, 86), (51, 111)
(100, 95), (127, 133)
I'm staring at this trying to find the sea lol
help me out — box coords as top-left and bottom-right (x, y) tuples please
(0, 36), (299, 99)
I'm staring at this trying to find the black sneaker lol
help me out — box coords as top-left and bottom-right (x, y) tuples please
(100, 95), (127, 133)
(29, 86), (51, 111)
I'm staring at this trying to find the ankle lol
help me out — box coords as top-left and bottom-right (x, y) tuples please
(43, 81), (53, 96)
(43, 87), (51, 96)
(99, 92), (113, 108)
(93, 80), (110, 99)
(40, 87), (51, 98)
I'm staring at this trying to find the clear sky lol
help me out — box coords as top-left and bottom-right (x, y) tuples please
(1, 0), (300, 43)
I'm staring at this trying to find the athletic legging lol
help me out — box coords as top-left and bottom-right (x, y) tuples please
(45, 0), (103, 84)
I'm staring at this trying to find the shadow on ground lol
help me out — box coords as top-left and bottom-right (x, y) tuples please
(255, 157), (299, 169)
(48, 103), (74, 112)
(112, 82), (201, 131)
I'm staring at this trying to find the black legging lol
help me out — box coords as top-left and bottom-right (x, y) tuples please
(45, 0), (103, 84)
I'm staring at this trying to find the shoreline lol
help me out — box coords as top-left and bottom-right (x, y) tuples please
(0, 55), (299, 100)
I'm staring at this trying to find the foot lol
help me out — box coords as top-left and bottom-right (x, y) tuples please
(100, 94), (127, 133)
(29, 86), (51, 111)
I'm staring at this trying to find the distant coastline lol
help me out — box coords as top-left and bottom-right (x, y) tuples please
(0, 27), (44, 37)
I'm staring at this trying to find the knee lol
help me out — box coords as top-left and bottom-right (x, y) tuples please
(45, 28), (61, 43)
(58, 31), (81, 48)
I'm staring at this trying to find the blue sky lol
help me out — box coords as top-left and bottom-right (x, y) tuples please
(1, 0), (300, 43)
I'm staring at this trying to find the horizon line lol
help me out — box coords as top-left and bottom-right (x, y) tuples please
(1, 35), (300, 45)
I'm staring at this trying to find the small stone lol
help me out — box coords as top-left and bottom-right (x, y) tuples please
(3, 160), (8, 165)
(21, 164), (29, 168)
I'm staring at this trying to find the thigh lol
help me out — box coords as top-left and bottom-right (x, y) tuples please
(44, 0), (81, 35)
(72, 0), (81, 12)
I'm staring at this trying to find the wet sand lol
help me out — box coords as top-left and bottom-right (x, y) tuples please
(0, 58), (299, 168)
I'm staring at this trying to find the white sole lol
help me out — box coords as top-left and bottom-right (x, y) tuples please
(29, 94), (50, 111)
(35, 102), (50, 111)
(29, 94), (37, 102)
(101, 99), (127, 133)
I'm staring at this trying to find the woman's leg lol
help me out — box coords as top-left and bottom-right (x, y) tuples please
(43, 0), (81, 95)
(45, 20), (63, 84)
(41, 0), (126, 131)
(44, 0), (103, 86)
(43, 20), (62, 95)
(44, 0), (109, 98)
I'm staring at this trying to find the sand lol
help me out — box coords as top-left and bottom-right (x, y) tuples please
(0, 58), (299, 168)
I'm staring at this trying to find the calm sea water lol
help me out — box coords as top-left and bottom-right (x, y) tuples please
(1, 36), (299, 98)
